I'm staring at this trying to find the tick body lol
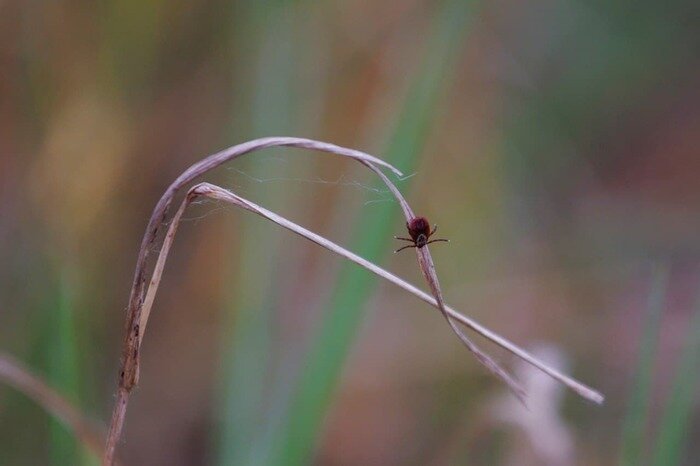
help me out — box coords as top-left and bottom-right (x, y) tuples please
(394, 216), (449, 253)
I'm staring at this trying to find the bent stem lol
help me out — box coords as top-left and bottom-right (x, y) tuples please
(104, 137), (404, 465)
(0, 352), (114, 463)
(194, 183), (602, 403)
(142, 165), (524, 402)
(105, 138), (603, 465)
(142, 182), (602, 406)
(142, 177), (524, 402)
(364, 162), (527, 402)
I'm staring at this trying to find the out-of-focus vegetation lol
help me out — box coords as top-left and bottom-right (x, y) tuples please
(1, 0), (699, 465)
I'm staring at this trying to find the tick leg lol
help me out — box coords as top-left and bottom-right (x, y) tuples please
(394, 236), (413, 242)
(430, 224), (438, 237)
(394, 244), (416, 253)
(425, 238), (449, 246)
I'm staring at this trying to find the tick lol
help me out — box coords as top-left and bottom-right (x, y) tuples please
(394, 216), (449, 253)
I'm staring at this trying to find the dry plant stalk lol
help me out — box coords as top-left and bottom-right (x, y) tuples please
(150, 182), (603, 405)
(0, 352), (115, 463)
(364, 162), (527, 401)
(104, 137), (604, 465)
(141, 184), (524, 401)
(103, 137), (402, 465)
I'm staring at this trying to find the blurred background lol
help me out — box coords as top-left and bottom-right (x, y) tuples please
(1, 0), (700, 465)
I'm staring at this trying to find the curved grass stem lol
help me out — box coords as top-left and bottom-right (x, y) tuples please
(104, 138), (603, 466)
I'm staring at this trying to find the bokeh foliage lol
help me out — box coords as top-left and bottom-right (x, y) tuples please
(1, 0), (699, 464)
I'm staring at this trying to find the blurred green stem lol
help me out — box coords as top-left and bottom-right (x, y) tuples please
(619, 263), (669, 466)
(650, 281), (700, 466)
(47, 271), (81, 465)
(269, 1), (480, 464)
(217, 4), (313, 466)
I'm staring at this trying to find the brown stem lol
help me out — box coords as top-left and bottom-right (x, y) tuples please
(104, 138), (604, 464)
(103, 137), (403, 465)
(192, 183), (602, 404)
(0, 352), (116, 463)
(361, 162), (527, 401)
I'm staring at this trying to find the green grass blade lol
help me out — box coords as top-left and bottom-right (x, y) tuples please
(268, 2), (481, 465)
(618, 263), (669, 466)
(217, 4), (310, 466)
(650, 284), (700, 466)
(46, 273), (81, 466)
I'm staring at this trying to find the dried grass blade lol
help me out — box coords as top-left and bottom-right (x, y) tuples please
(361, 160), (526, 401)
(0, 352), (114, 463)
(190, 183), (603, 404)
(105, 137), (405, 465)
(415, 247), (526, 403)
(107, 137), (604, 465)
